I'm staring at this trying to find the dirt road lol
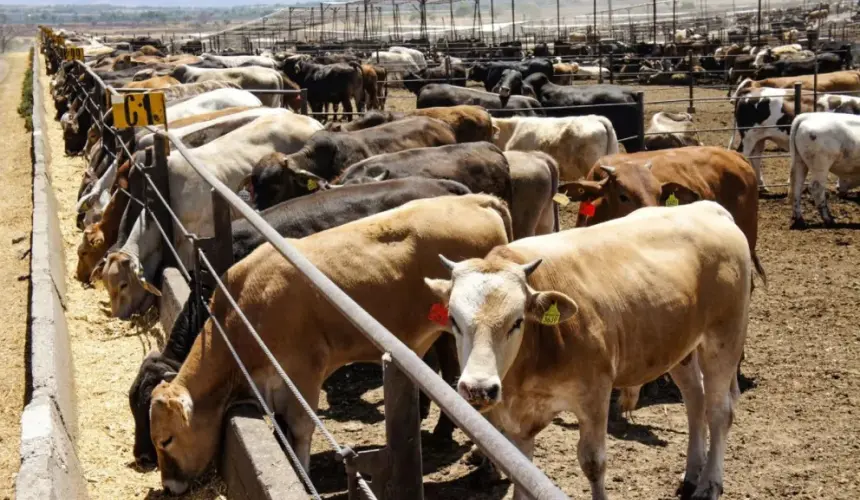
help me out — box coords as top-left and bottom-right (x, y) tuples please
(0, 50), (33, 500)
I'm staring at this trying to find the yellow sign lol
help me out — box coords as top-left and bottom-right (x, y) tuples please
(111, 93), (167, 129)
(540, 303), (561, 326)
(65, 46), (84, 61)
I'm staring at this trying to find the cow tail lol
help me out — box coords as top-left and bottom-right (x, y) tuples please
(547, 154), (560, 233)
(350, 62), (366, 111)
(480, 195), (515, 243)
(602, 116), (619, 155)
(752, 252), (767, 290)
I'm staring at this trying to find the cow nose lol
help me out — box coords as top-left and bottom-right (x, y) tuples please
(457, 376), (502, 406)
(163, 479), (189, 496)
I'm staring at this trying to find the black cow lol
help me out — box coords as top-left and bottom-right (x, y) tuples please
(283, 60), (365, 121)
(337, 143), (513, 209)
(533, 43), (550, 57)
(416, 83), (543, 117)
(127, 176), (472, 466)
(523, 73), (642, 152)
(468, 58), (554, 91)
(817, 41), (852, 68)
(753, 53), (843, 79)
(492, 69), (536, 106)
(249, 117), (458, 209)
(401, 65), (468, 95)
(728, 54), (756, 84)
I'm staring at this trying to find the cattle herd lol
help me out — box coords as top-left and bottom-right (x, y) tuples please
(42, 23), (860, 499)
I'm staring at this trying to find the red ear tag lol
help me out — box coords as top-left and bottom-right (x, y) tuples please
(579, 201), (596, 217)
(428, 303), (449, 326)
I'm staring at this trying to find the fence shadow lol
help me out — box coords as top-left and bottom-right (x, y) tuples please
(319, 363), (385, 424)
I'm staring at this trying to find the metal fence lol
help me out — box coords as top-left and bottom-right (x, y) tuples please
(43, 32), (570, 500)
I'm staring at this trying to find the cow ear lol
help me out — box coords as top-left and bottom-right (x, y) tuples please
(238, 174), (254, 201)
(162, 371), (178, 382)
(526, 290), (578, 326)
(659, 182), (700, 206)
(90, 257), (107, 285)
(558, 180), (605, 202)
(424, 278), (452, 302)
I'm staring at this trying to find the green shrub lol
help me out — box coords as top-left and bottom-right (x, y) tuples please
(18, 47), (34, 132)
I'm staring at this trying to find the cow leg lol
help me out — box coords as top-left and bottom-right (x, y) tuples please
(571, 383), (611, 500)
(742, 138), (766, 190)
(432, 335), (459, 440)
(342, 97), (353, 122)
(808, 172), (835, 226)
(669, 354), (707, 499)
(692, 329), (744, 500)
(275, 372), (324, 473)
(789, 154), (809, 229)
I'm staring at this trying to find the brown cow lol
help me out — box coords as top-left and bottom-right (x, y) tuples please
(428, 201), (751, 500)
(126, 75), (180, 89)
(325, 105), (495, 143)
(76, 188), (130, 282)
(148, 194), (513, 494)
(551, 62), (579, 85)
(733, 69), (860, 95)
(360, 64), (381, 110)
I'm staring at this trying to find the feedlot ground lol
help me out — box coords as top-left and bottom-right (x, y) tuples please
(44, 75), (860, 499)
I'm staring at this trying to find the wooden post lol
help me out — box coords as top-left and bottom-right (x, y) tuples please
(794, 82), (802, 116)
(197, 189), (234, 292)
(635, 91), (645, 152)
(149, 134), (175, 269)
(382, 353), (423, 500)
(687, 50), (695, 113)
(608, 52), (614, 84)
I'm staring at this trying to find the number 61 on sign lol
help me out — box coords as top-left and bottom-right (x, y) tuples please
(111, 93), (167, 129)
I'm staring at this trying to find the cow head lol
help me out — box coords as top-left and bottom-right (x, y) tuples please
(243, 152), (329, 210)
(94, 251), (160, 319)
(150, 381), (220, 495)
(493, 69), (523, 107)
(129, 350), (180, 467)
(468, 62), (488, 83)
(76, 224), (108, 283)
(425, 255), (576, 411)
(559, 162), (700, 226)
(169, 64), (189, 83)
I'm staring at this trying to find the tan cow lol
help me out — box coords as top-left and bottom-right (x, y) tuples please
(427, 201), (751, 500)
(551, 62), (579, 85)
(326, 105), (495, 144)
(77, 189), (130, 283)
(148, 194), (513, 494)
(733, 69), (860, 96)
(644, 112), (703, 150)
(125, 75), (180, 89)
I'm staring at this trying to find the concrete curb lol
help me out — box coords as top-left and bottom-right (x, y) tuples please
(17, 43), (89, 500)
(159, 268), (306, 499)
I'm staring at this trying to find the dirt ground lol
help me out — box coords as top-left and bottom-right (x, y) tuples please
(0, 50), (33, 500)
(41, 74), (860, 498)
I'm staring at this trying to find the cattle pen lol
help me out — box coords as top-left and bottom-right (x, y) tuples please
(16, 7), (860, 500)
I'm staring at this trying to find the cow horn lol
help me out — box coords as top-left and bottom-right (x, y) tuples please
(644, 161), (653, 170)
(599, 164), (616, 175)
(521, 259), (543, 277)
(439, 254), (458, 272)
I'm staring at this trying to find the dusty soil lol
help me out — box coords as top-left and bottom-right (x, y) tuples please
(42, 72), (860, 498)
(38, 54), (225, 499)
(313, 86), (860, 499)
(0, 51), (34, 500)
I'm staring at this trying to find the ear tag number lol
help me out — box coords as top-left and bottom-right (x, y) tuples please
(541, 303), (561, 326)
(665, 193), (679, 207)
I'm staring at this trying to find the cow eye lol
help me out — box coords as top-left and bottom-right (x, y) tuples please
(161, 436), (173, 448)
(119, 282), (128, 290)
(509, 318), (523, 334)
(619, 193), (631, 203)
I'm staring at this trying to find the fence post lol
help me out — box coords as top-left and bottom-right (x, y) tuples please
(198, 189), (235, 290)
(300, 88), (308, 115)
(597, 42), (603, 84)
(608, 52), (614, 84)
(687, 50), (695, 114)
(381, 353), (423, 500)
(635, 91), (645, 151)
(794, 82), (803, 116)
(813, 51), (818, 106)
(150, 134), (175, 269)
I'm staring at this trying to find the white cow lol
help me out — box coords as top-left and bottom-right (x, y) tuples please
(200, 53), (277, 69)
(574, 65), (610, 80)
(789, 112), (860, 228)
(364, 51), (421, 83)
(98, 111), (324, 318)
(644, 112), (703, 150)
(77, 107), (288, 225)
(388, 46), (428, 69)
(733, 87), (860, 188)
(165, 88), (262, 121)
(491, 115), (619, 181)
(170, 65), (291, 107)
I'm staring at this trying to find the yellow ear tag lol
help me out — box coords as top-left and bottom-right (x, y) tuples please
(552, 193), (570, 206)
(665, 193), (679, 207)
(541, 303), (561, 326)
(307, 178), (319, 191)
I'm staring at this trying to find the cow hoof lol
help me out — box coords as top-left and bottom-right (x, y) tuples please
(691, 481), (723, 500)
(823, 217), (837, 228)
(430, 425), (456, 445)
(464, 444), (487, 466)
(676, 480), (697, 500)
(789, 217), (807, 230)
